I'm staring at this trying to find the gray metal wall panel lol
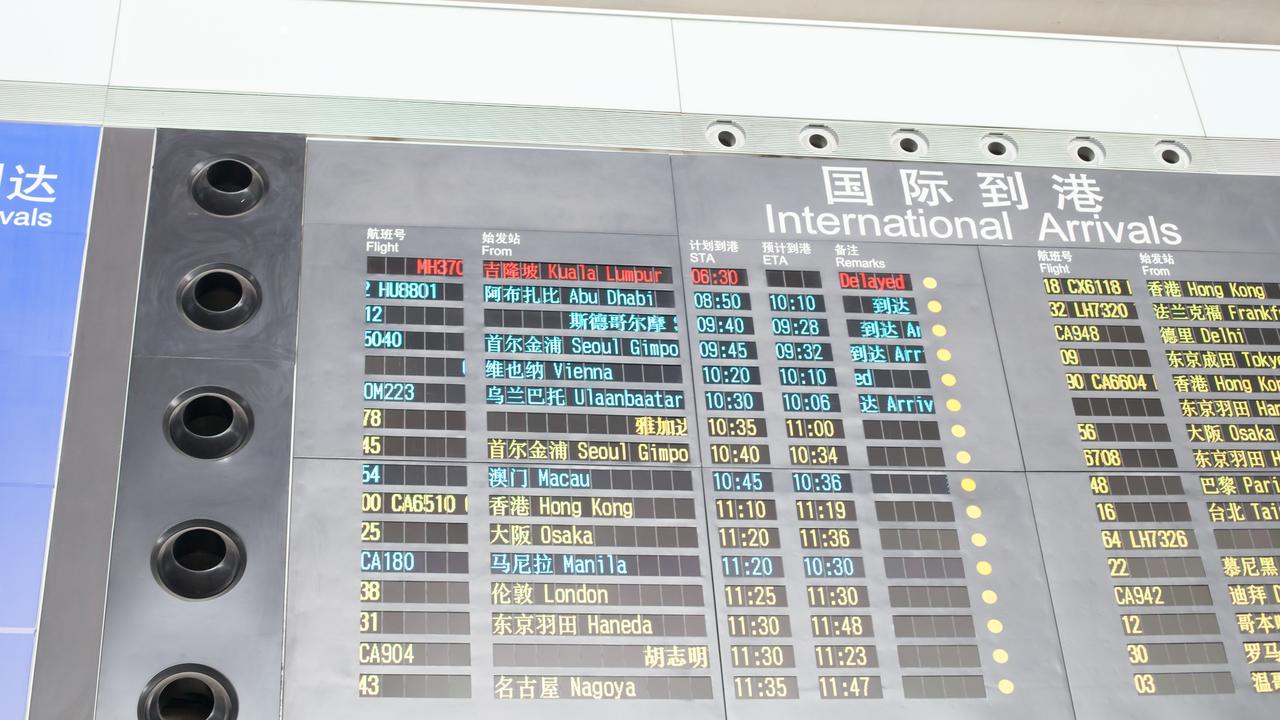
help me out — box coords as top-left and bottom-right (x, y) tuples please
(303, 140), (677, 235)
(27, 127), (154, 720)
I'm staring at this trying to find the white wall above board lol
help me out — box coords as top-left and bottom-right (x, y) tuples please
(671, 21), (1205, 136)
(3, 0), (1280, 142)
(3, 0), (121, 86)
(109, 0), (681, 112)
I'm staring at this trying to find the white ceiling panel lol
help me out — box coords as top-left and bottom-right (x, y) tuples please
(1180, 46), (1280, 140)
(110, 0), (681, 112)
(0, 1), (121, 86)
(673, 20), (1206, 136)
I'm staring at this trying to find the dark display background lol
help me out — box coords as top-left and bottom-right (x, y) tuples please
(283, 139), (1280, 718)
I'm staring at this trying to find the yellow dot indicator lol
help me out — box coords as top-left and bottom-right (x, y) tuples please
(931, 324), (947, 337)
(922, 276), (938, 289)
(976, 560), (993, 575)
(993, 649), (1009, 664)
(987, 619), (1004, 634)
(998, 679), (1015, 695)
(946, 398), (962, 412)
(982, 589), (999, 605)
(941, 373), (957, 387)
(956, 450), (972, 464)
(936, 348), (952, 362)
(971, 533), (988, 548)
(951, 424), (967, 438)
(960, 477), (977, 492)
(966, 504), (982, 519)
(927, 299), (943, 313)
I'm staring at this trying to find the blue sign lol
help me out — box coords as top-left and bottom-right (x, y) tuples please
(0, 121), (99, 719)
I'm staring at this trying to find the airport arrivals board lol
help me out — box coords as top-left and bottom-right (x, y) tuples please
(281, 140), (1280, 719)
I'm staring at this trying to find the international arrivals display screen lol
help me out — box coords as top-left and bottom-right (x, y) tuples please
(277, 140), (1280, 720)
